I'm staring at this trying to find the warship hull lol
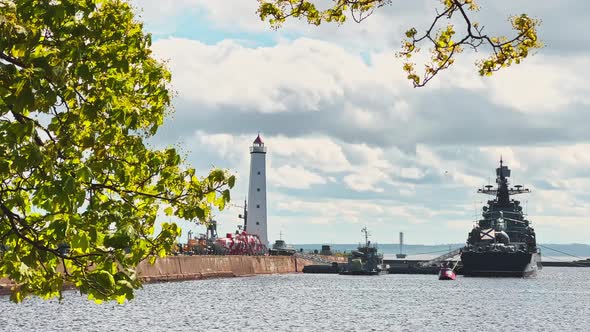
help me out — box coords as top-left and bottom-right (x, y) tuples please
(461, 251), (541, 277)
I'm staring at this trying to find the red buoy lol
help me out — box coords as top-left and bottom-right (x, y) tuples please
(438, 266), (456, 280)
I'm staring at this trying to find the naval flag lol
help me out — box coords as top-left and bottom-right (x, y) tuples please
(480, 228), (495, 241)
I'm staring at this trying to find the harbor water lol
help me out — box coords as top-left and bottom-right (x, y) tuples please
(1, 267), (589, 331)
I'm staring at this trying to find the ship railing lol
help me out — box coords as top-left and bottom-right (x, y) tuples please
(250, 146), (267, 153)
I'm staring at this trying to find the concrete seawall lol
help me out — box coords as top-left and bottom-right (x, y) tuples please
(0, 255), (344, 296)
(136, 255), (321, 282)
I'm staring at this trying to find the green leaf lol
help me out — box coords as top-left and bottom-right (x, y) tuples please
(19, 262), (30, 277)
(206, 191), (216, 203)
(91, 270), (115, 291)
(71, 231), (90, 253)
(63, 175), (75, 195)
(76, 166), (93, 183)
(10, 290), (23, 303)
(164, 206), (173, 216)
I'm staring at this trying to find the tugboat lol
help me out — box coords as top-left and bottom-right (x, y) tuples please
(461, 159), (542, 277)
(339, 227), (387, 275)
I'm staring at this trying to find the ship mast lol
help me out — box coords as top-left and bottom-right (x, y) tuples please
(477, 159), (530, 204)
(361, 227), (370, 247)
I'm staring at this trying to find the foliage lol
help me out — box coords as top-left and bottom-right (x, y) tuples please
(257, 0), (542, 87)
(0, 0), (234, 303)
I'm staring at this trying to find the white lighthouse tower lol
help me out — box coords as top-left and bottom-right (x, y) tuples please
(246, 134), (268, 246)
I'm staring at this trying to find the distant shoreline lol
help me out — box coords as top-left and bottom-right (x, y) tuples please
(291, 243), (590, 258)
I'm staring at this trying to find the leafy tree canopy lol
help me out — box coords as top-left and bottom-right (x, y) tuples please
(257, 0), (542, 87)
(0, 0), (234, 303)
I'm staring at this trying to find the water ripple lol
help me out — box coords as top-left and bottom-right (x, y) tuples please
(1, 267), (589, 331)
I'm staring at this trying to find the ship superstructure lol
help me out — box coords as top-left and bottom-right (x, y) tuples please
(461, 159), (542, 277)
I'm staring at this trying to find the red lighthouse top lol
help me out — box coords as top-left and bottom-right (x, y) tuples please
(253, 134), (263, 145)
(250, 133), (266, 153)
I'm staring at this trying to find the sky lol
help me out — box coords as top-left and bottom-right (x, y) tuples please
(129, 0), (590, 245)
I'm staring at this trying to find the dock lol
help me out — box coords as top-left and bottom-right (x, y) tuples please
(302, 258), (590, 275)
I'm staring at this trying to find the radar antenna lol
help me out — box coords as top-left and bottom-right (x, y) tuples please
(477, 160), (531, 197)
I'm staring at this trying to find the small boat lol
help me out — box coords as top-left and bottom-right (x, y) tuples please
(268, 231), (296, 256)
(339, 227), (387, 276)
(268, 239), (296, 256)
(438, 265), (456, 280)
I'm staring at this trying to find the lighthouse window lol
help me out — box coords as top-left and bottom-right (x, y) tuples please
(257, 188), (260, 192)
(256, 204), (260, 208)
(257, 171), (261, 175)
(256, 222), (260, 225)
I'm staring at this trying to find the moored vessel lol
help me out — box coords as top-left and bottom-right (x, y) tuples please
(461, 159), (542, 277)
(269, 232), (296, 256)
(339, 227), (387, 275)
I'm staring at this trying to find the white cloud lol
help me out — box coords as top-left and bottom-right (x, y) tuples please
(268, 165), (326, 189)
(399, 167), (425, 180)
(343, 143), (393, 169)
(343, 167), (390, 193)
(478, 147), (523, 171)
(415, 145), (481, 187)
(485, 56), (590, 113)
(153, 35), (590, 154)
(197, 131), (249, 163)
(336, 143), (397, 192)
(153, 38), (369, 113)
(274, 195), (433, 225)
(270, 135), (351, 173)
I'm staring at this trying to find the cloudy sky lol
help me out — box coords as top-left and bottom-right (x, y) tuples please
(131, 0), (590, 245)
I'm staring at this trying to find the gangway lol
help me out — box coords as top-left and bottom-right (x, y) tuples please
(418, 248), (462, 267)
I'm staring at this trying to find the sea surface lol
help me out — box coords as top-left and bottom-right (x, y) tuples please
(1, 267), (589, 332)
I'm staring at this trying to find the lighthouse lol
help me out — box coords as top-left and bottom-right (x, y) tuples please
(246, 134), (268, 246)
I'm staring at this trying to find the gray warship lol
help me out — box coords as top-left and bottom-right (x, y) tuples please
(339, 227), (386, 275)
(461, 159), (542, 277)
(268, 232), (296, 256)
